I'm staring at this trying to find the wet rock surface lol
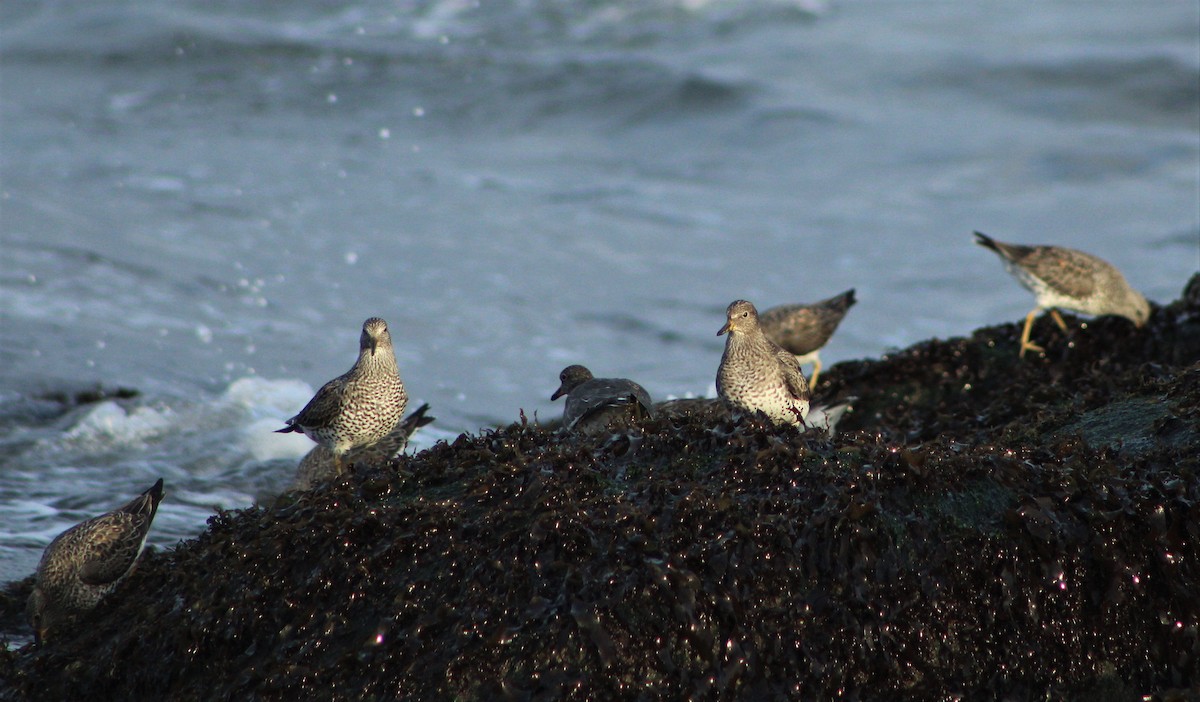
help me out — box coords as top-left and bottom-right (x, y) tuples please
(2, 278), (1198, 701)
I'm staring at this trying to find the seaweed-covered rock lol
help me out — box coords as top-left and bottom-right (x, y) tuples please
(2, 277), (1198, 701)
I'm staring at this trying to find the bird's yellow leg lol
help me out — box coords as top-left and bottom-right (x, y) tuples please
(1050, 308), (1069, 332)
(1019, 309), (1045, 358)
(333, 453), (345, 477)
(808, 358), (823, 388)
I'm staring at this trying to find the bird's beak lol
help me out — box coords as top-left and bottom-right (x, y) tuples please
(550, 385), (566, 401)
(717, 320), (731, 336)
(370, 338), (378, 356)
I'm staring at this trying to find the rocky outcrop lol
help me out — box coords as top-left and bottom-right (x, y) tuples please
(2, 277), (1197, 701)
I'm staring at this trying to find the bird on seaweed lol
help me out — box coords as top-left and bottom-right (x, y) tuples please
(716, 299), (811, 426)
(292, 403), (434, 491)
(550, 364), (654, 435)
(277, 317), (408, 474)
(27, 478), (165, 644)
(758, 288), (857, 387)
(973, 231), (1150, 358)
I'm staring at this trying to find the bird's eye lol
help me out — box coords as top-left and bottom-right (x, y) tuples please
(741, 311), (749, 318)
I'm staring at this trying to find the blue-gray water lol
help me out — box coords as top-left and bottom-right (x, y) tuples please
(1, 0), (1198, 635)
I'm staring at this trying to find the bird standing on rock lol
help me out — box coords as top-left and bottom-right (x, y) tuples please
(973, 231), (1150, 357)
(758, 288), (857, 387)
(28, 478), (165, 643)
(277, 317), (407, 474)
(551, 364), (654, 435)
(717, 299), (811, 426)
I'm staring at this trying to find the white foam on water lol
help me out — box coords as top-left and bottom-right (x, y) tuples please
(243, 417), (312, 461)
(221, 377), (319, 461)
(28, 377), (313, 465)
(61, 401), (175, 447)
(221, 376), (314, 419)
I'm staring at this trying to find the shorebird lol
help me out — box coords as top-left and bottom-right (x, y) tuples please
(716, 299), (811, 426)
(550, 365), (654, 435)
(759, 288), (857, 386)
(28, 478), (165, 643)
(292, 403), (434, 490)
(974, 231), (1150, 357)
(277, 317), (407, 474)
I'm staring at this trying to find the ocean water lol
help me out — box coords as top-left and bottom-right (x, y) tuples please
(1, 0), (1197, 620)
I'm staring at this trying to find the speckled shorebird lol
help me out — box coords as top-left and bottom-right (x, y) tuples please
(974, 231), (1150, 357)
(759, 288), (857, 386)
(276, 317), (408, 473)
(550, 365), (654, 435)
(292, 403), (434, 491)
(27, 478), (165, 643)
(716, 299), (811, 426)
